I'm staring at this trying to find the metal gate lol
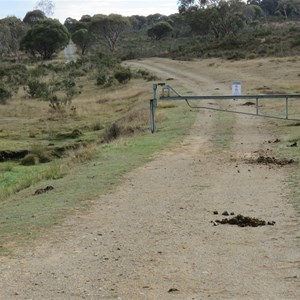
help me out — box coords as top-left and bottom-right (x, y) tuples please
(150, 83), (300, 133)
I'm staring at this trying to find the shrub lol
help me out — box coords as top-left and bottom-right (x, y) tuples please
(102, 123), (122, 143)
(21, 154), (40, 166)
(137, 69), (150, 77)
(114, 68), (132, 84)
(224, 51), (245, 60)
(91, 122), (104, 131)
(21, 146), (51, 166)
(253, 29), (272, 38)
(69, 69), (86, 77)
(26, 79), (48, 98)
(92, 52), (118, 69)
(247, 53), (256, 59)
(48, 77), (79, 112)
(96, 74), (107, 86)
(21, 144), (52, 166)
(105, 76), (117, 87)
(289, 26), (300, 33)
(135, 68), (159, 81)
(29, 65), (48, 77)
(0, 81), (12, 104)
(55, 129), (82, 139)
(291, 35), (300, 48)
(66, 143), (96, 164)
(30, 144), (52, 163)
(4, 64), (28, 85)
(121, 51), (137, 60)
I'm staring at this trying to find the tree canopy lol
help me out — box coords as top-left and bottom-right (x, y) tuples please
(21, 19), (70, 59)
(72, 29), (94, 55)
(147, 21), (173, 40)
(23, 10), (46, 26)
(0, 17), (27, 57)
(90, 14), (130, 52)
(64, 17), (88, 34)
(180, 0), (258, 38)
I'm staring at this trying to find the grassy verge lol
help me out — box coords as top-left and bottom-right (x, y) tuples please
(275, 122), (300, 214)
(0, 103), (194, 255)
(0, 161), (65, 200)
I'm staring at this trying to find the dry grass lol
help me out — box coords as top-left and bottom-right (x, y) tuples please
(64, 143), (97, 167)
(0, 77), (151, 152)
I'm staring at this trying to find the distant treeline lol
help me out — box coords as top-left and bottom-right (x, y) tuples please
(1, 0), (300, 60)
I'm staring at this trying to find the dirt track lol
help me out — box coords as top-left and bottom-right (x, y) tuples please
(0, 58), (299, 299)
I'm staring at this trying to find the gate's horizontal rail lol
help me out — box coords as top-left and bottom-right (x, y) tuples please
(150, 83), (300, 133)
(160, 84), (300, 100)
(184, 100), (300, 121)
(160, 94), (300, 100)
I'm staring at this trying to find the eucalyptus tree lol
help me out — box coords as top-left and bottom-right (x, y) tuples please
(147, 22), (173, 40)
(72, 29), (94, 55)
(90, 14), (130, 52)
(179, 0), (247, 38)
(64, 17), (87, 34)
(23, 10), (46, 26)
(21, 19), (70, 59)
(0, 17), (27, 58)
(278, 0), (300, 18)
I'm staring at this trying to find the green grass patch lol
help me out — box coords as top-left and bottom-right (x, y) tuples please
(0, 103), (194, 254)
(0, 162), (64, 200)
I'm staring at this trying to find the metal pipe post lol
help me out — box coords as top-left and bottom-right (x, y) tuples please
(150, 99), (155, 133)
(285, 97), (289, 119)
(153, 84), (158, 106)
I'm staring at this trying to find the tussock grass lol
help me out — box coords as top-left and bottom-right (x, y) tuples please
(65, 143), (97, 166)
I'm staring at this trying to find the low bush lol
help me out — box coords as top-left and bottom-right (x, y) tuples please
(55, 129), (82, 139)
(66, 143), (96, 165)
(21, 144), (52, 165)
(47, 76), (79, 112)
(92, 52), (119, 69)
(29, 65), (48, 77)
(291, 35), (300, 47)
(114, 68), (132, 84)
(96, 73), (107, 86)
(30, 144), (52, 163)
(21, 153), (40, 166)
(102, 123), (122, 143)
(0, 81), (11, 104)
(26, 79), (48, 98)
(91, 122), (104, 131)
(1, 64), (28, 85)
(135, 68), (158, 81)
(224, 51), (246, 60)
(121, 51), (137, 60)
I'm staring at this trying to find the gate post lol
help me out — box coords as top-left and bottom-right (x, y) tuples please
(150, 84), (158, 133)
(153, 83), (158, 106)
(150, 99), (155, 133)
